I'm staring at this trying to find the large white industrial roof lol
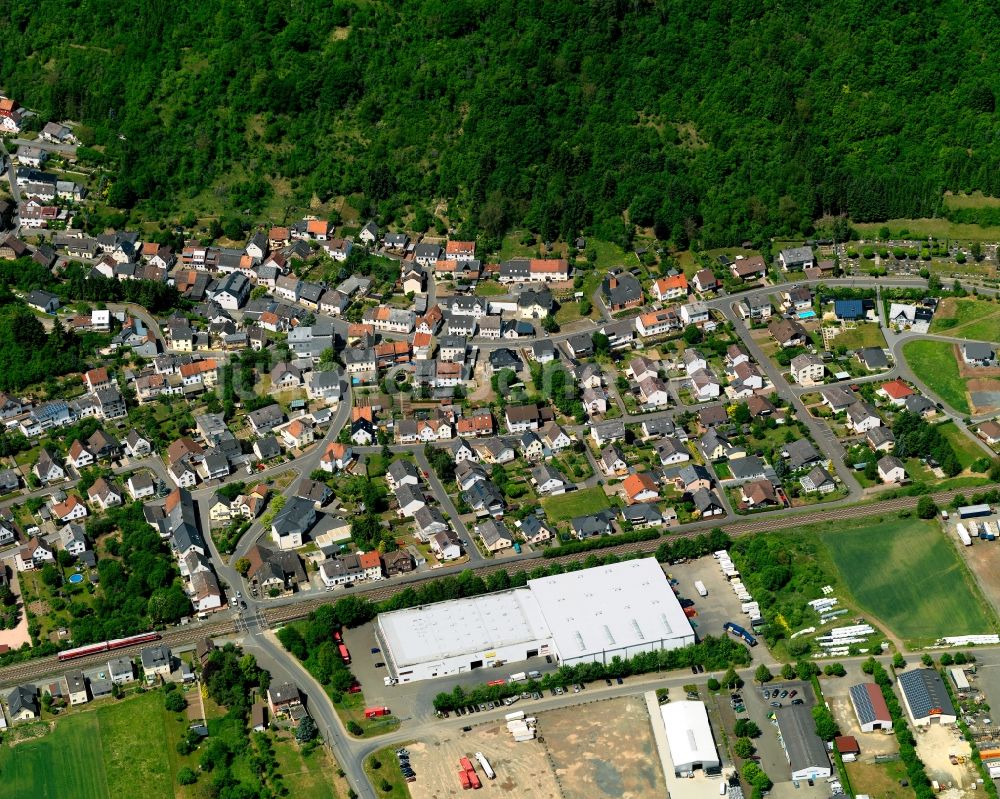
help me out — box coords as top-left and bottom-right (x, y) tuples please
(378, 589), (552, 668)
(527, 558), (693, 659)
(660, 701), (719, 768)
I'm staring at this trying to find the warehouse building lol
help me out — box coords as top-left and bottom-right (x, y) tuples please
(849, 683), (892, 732)
(775, 704), (832, 781)
(898, 669), (957, 726)
(376, 558), (695, 682)
(660, 701), (720, 776)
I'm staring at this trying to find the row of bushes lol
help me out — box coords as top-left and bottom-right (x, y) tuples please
(431, 635), (753, 712)
(862, 658), (936, 799)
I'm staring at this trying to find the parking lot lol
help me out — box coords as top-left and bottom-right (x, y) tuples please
(661, 555), (761, 657)
(740, 680), (818, 786)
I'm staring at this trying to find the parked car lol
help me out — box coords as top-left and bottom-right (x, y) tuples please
(770, 701), (782, 708)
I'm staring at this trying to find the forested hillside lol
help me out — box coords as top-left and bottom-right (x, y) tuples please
(3, 0), (999, 246)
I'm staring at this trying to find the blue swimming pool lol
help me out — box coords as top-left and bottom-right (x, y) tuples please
(68, 573), (84, 584)
(798, 310), (817, 319)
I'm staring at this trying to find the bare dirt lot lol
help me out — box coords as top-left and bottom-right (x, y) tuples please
(542, 696), (665, 799)
(822, 664), (899, 758)
(914, 723), (974, 791)
(407, 724), (561, 798)
(407, 696), (664, 799)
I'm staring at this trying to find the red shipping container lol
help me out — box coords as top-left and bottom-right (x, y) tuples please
(459, 757), (475, 773)
(459, 771), (472, 789)
(468, 770), (482, 789)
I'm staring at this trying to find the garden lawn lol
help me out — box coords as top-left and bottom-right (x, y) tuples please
(935, 420), (989, 469)
(819, 518), (994, 643)
(541, 485), (609, 522)
(833, 323), (886, 351)
(901, 339), (970, 413)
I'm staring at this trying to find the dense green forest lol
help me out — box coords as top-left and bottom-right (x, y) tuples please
(4, 0), (1000, 246)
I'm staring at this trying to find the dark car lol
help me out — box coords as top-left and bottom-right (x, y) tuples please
(616, 677), (624, 685)
(770, 701), (782, 708)
(606, 679), (612, 686)
(371, 647), (380, 654)
(791, 698), (804, 705)
(779, 690), (788, 698)
(374, 661), (385, 668)
(789, 689), (798, 698)
(691, 666), (699, 674)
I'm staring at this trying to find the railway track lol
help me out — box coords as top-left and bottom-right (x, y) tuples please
(1, 483), (993, 686)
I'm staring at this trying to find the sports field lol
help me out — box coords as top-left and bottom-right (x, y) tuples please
(819, 518), (995, 642)
(541, 485), (610, 522)
(901, 339), (970, 413)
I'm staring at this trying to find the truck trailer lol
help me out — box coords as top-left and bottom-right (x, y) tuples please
(364, 706), (390, 718)
(475, 752), (496, 780)
(508, 672), (527, 683)
(694, 580), (708, 597)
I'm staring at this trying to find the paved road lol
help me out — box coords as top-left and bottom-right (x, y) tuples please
(413, 448), (481, 562)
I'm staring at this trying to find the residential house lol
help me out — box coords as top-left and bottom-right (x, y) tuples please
(768, 319), (808, 348)
(740, 479), (780, 508)
(383, 549), (415, 577)
(656, 437), (690, 466)
(692, 487), (725, 517)
(878, 379), (915, 406)
(877, 456), (906, 484)
(846, 402), (881, 434)
(652, 273), (689, 302)
(463, 480), (505, 518)
(498, 258), (570, 283)
(680, 301), (710, 327)
(108, 657), (136, 686)
(591, 419), (626, 446)
(570, 509), (616, 539)
(623, 472), (659, 504)
(280, 418), (314, 450)
(601, 272), (643, 311)
(87, 478), (122, 511)
(963, 342), (995, 367)
(140, 645), (173, 683)
(693, 269), (720, 293)
(320, 555), (363, 588)
(638, 375), (671, 407)
(247, 404), (284, 436)
(53, 495), (88, 523)
(800, 466), (836, 494)
(429, 530), (463, 561)
(790, 353), (825, 386)
(600, 444), (629, 476)
(866, 427), (896, 453)
(531, 464), (568, 496)
(478, 519), (514, 553)
(267, 683), (303, 718)
(636, 308), (680, 338)
(15, 536), (54, 571)
(395, 484), (427, 517)
(35, 448), (66, 483)
(730, 255), (767, 281)
(784, 438), (822, 471)
(271, 496), (317, 550)
(778, 247), (815, 271)
(517, 515), (554, 544)
(7, 685), (39, 721)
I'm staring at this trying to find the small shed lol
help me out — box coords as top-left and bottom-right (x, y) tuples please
(835, 735), (860, 762)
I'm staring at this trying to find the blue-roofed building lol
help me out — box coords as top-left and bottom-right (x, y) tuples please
(848, 683), (892, 732)
(897, 669), (956, 726)
(834, 299), (864, 320)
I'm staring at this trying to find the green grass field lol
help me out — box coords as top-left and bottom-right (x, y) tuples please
(0, 714), (109, 798)
(0, 692), (172, 799)
(930, 297), (1000, 340)
(901, 339), (970, 413)
(541, 485), (610, 522)
(936, 420), (989, 469)
(819, 518), (995, 642)
(832, 323), (886, 351)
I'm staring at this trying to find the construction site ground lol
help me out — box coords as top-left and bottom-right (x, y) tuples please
(406, 695), (664, 799)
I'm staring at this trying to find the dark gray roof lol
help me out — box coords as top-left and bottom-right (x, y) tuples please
(387, 459), (419, 485)
(857, 347), (889, 369)
(964, 342), (995, 360)
(728, 456), (766, 481)
(785, 438), (821, 469)
(776, 704), (831, 775)
(692, 487), (722, 512)
(272, 496), (317, 536)
(7, 684), (37, 716)
(622, 502), (663, 525)
(898, 669), (956, 720)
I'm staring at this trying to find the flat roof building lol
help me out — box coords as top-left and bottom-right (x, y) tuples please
(898, 669), (957, 726)
(376, 558), (694, 682)
(377, 589), (552, 683)
(660, 701), (720, 776)
(775, 704), (832, 781)
(527, 558), (695, 666)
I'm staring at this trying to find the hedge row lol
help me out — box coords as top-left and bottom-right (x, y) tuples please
(432, 634), (753, 712)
